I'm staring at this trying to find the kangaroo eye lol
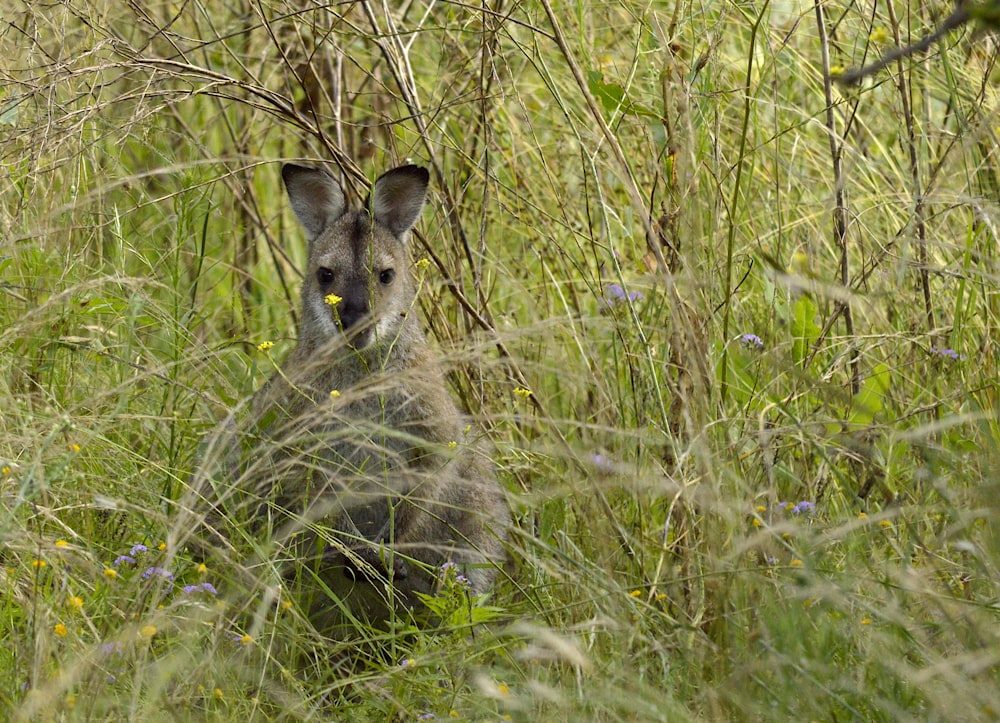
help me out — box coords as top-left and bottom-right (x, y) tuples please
(379, 269), (395, 285)
(317, 267), (334, 285)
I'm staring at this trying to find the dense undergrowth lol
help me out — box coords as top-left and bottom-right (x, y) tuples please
(2, 1), (1000, 720)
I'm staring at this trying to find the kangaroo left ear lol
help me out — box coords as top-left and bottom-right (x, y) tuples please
(282, 164), (347, 241)
(368, 165), (430, 238)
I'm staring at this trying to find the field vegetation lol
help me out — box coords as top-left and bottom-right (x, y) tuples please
(2, 0), (1000, 719)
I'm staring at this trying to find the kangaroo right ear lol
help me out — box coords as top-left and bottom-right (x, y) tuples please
(281, 164), (347, 240)
(369, 165), (430, 238)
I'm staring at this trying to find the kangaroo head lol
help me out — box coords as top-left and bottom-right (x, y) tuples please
(281, 163), (430, 351)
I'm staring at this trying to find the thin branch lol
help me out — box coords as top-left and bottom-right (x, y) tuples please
(815, 0), (859, 394)
(835, 5), (970, 85)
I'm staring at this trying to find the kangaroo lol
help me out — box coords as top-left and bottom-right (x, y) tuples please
(207, 162), (509, 628)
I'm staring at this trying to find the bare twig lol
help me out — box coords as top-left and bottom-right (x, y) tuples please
(836, 4), (970, 85)
(815, 0), (859, 394)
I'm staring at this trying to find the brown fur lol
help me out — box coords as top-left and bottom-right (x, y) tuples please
(203, 163), (509, 629)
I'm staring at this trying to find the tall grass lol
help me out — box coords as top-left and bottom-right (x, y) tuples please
(2, 0), (999, 719)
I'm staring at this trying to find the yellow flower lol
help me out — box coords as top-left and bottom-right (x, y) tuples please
(656, 593), (667, 601)
(860, 617), (873, 625)
(857, 511), (868, 519)
(1, 466), (10, 476)
(829, 64), (846, 77)
(513, 387), (533, 399)
(755, 505), (767, 512)
(329, 390), (340, 400)
(54, 540), (68, 548)
(629, 589), (642, 598)
(196, 563), (208, 575)
(324, 293), (343, 307)
(751, 518), (762, 528)
(31, 559), (46, 569)
(68, 443), (80, 453)
(790, 559), (803, 567)
(256, 341), (274, 353)
(450, 712), (459, 719)
(140, 625), (157, 639)
(497, 683), (510, 696)
(869, 26), (890, 44)
(214, 688), (224, 700)
(65, 695), (76, 709)
(67, 596), (84, 611)
(104, 568), (117, 579)
(158, 542), (166, 551)
(415, 258), (431, 271)
(239, 634), (254, 645)
(280, 600), (293, 611)
(448, 441), (458, 450)
(879, 520), (892, 529)
(54, 623), (68, 637)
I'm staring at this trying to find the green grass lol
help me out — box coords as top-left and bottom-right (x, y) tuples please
(3, 0), (1000, 719)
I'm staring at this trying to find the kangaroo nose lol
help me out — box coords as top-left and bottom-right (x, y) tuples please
(335, 292), (368, 332)
(338, 305), (365, 331)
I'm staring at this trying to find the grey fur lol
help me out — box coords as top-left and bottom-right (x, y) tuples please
(202, 163), (509, 629)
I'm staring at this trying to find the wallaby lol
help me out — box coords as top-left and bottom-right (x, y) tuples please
(203, 162), (509, 629)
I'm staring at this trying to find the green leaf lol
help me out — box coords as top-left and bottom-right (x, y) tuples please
(790, 296), (820, 365)
(0, 96), (18, 127)
(586, 70), (659, 120)
(849, 363), (891, 428)
(462, 602), (505, 626)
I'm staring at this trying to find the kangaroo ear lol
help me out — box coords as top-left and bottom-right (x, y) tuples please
(281, 164), (347, 240)
(368, 165), (430, 238)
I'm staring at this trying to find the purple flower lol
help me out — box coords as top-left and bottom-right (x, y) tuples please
(141, 566), (174, 582)
(113, 555), (136, 567)
(129, 544), (148, 556)
(602, 283), (644, 306)
(101, 641), (124, 656)
(455, 575), (471, 589)
(418, 715), (437, 721)
(792, 501), (815, 515)
(590, 453), (615, 472)
(182, 582), (217, 595)
(740, 333), (764, 350)
(931, 347), (966, 361)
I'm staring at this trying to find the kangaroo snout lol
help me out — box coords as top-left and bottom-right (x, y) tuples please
(327, 285), (371, 344)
